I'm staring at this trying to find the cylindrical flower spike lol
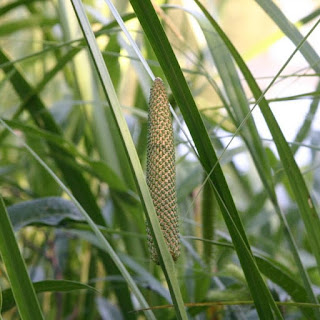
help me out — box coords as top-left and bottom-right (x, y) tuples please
(146, 77), (180, 264)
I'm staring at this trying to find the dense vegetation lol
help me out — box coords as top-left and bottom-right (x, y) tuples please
(1, 0), (320, 319)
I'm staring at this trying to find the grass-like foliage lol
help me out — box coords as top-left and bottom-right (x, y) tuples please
(0, 0), (320, 319)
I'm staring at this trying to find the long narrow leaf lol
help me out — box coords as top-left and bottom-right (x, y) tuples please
(194, 0), (320, 276)
(190, 2), (320, 318)
(0, 196), (44, 320)
(129, 0), (282, 318)
(70, 1), (188, 319)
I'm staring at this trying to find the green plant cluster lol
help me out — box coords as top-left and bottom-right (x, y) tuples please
(0, 0), (320, 319)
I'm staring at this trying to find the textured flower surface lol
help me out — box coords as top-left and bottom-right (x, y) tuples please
(146, 77), (180, 264)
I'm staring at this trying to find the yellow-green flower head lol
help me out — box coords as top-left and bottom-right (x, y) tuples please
(146, 77), (180, 264)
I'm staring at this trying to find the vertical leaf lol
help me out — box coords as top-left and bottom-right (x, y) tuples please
(70, 1), (188, 319)
(0, 196), (44, 320)
(128, 0), (283, 318)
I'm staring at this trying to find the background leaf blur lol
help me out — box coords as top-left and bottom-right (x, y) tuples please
(1, 0), (320, 319)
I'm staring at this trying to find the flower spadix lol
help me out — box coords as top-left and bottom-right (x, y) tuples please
(146, 78), (180, 264)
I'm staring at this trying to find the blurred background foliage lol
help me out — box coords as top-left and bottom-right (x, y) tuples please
(1, 0), (320, 319)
